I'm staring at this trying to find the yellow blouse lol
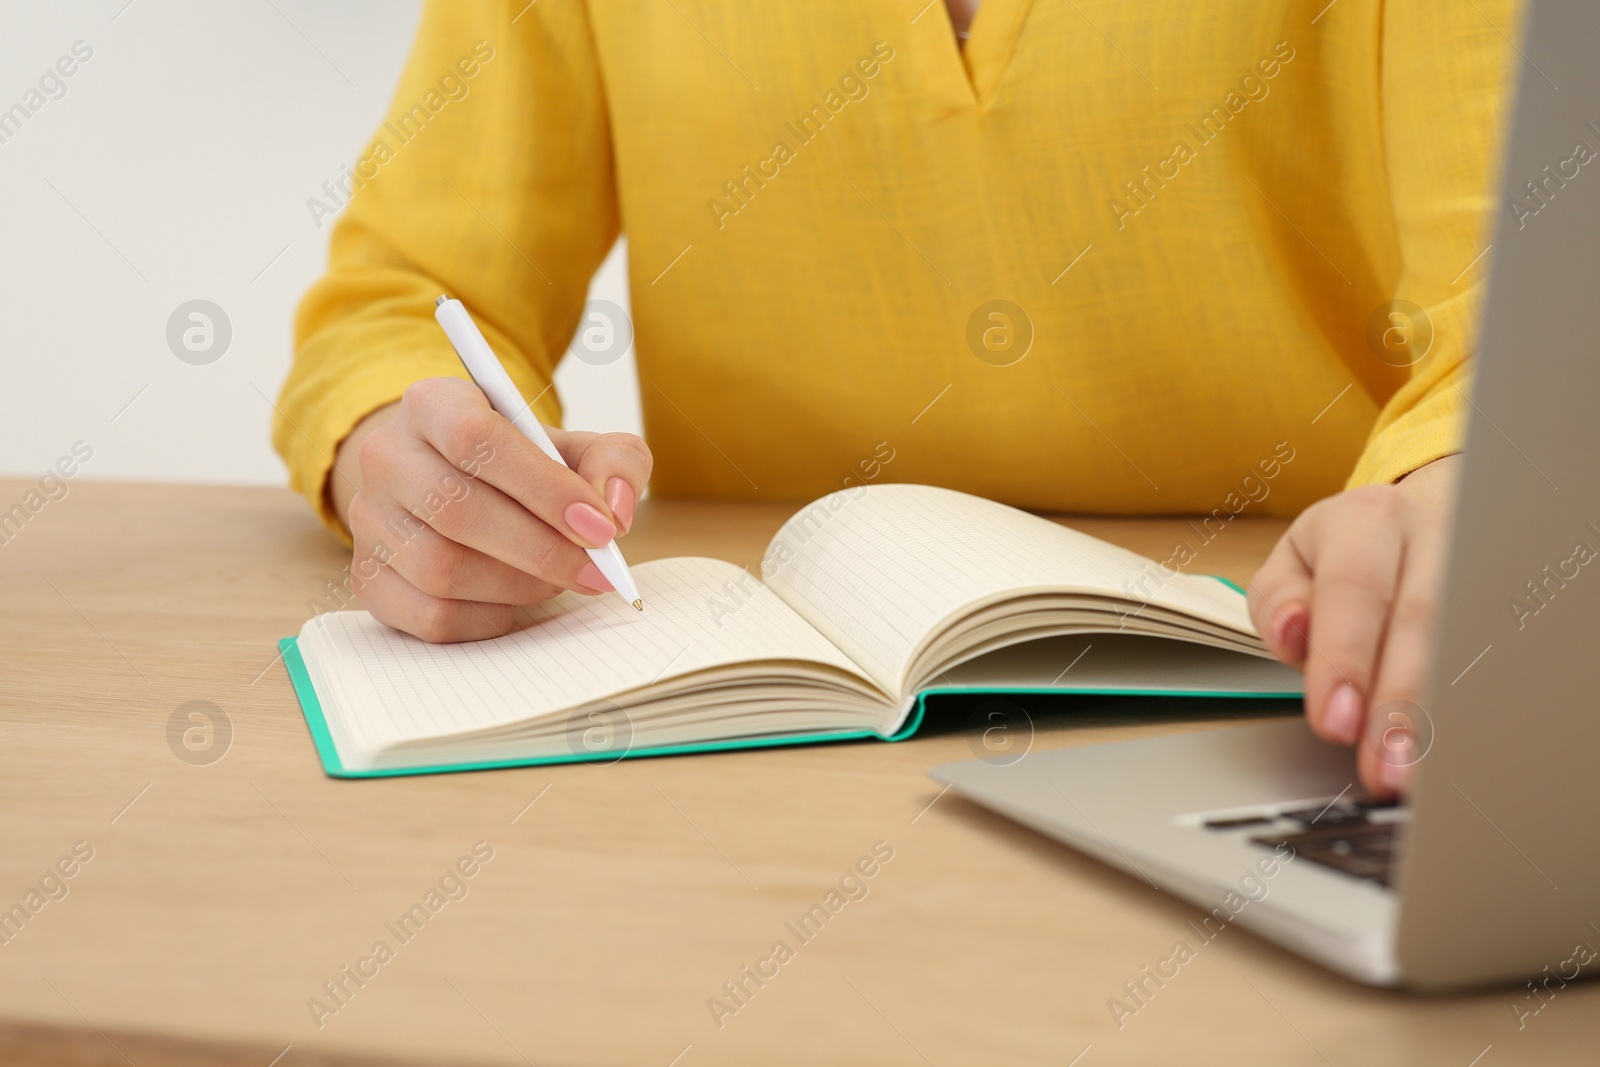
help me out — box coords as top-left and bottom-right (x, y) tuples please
(276, 0), (1517, 535)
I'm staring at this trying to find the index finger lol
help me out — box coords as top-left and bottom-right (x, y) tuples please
(559, 429), (652, 533)
(400, 380), (620, 549)
(1248, 524), (1314, 669)
(1298, 492), (1406, 746)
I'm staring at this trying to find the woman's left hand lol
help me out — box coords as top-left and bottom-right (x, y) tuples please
(1247, 454), (1462, 795)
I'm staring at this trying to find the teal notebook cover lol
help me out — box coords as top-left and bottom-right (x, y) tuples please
(279, 621), (1301, 780)
(278, 636), (928, 779)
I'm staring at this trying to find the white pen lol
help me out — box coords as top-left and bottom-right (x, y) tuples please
(434, 294), (644, 612)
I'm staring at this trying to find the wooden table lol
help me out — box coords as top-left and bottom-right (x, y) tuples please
(0, 480), (1591, 1067)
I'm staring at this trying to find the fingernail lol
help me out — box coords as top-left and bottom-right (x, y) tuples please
(1323, 683), (1363, 744)
(1378, 742), (1414, 793)
(564, 502), (616, 546)
(577, 562), (613, 592)
(1274, 608), (1308, 663)
(607, 477), (635, 533)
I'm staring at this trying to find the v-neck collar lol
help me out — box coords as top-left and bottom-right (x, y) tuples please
(913, 0), (1035, 109)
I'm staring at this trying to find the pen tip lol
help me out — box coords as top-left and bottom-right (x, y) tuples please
(632, 599), (644, 612)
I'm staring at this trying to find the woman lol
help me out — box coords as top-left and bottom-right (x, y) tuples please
(275, 0), (1517, 793)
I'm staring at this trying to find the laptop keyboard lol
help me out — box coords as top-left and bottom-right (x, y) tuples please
(1202, 796), (1407, 888)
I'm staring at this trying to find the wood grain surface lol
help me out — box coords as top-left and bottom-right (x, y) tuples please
(0, 480), (1589, 1066)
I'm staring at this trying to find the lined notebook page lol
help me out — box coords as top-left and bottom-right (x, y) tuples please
(761, 484), (1258, 692)
(304, 557), (871, 751)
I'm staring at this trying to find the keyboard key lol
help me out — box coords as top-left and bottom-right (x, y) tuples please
(1202, 815), (1274, 830)
(1278, 803), (1368, 828)
(1249, 822), (1399, 888)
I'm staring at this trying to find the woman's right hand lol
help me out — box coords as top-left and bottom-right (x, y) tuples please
(328, 377), (652, 642)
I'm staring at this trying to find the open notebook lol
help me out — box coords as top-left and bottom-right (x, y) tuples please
(281, 484), (1303, 777)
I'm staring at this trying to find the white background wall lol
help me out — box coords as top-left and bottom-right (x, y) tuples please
(0, 0), (640, 486)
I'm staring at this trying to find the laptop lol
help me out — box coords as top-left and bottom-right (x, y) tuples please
(930, 0), (1600, 990)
